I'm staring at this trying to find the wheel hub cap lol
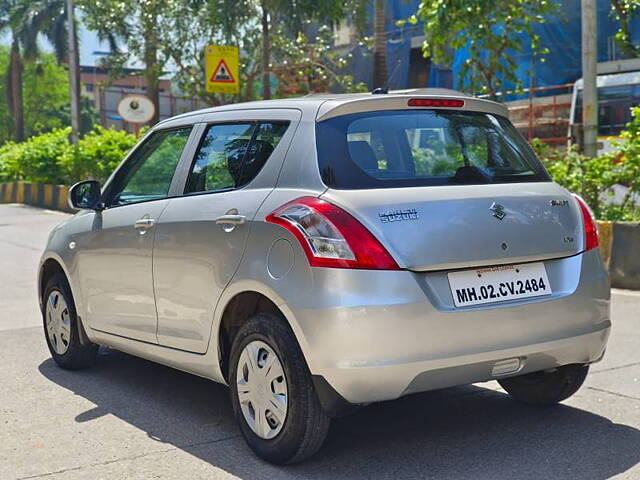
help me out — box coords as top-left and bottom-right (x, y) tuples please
(45, 290), (71, 355)
(236, 340), (288, 439)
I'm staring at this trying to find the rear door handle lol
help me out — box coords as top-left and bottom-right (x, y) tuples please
(134, 217), (156, 230)
(215, 214), (246, 226)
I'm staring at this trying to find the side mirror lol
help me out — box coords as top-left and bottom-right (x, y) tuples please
(68, 180), (102, 210)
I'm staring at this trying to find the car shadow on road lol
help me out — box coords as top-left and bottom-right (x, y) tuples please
(39, 348), (640, 480)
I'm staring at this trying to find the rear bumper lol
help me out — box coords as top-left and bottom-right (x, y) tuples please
(286, 249), (610, 405)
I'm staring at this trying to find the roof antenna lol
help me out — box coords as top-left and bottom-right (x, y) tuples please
(372, 59), (402, 95)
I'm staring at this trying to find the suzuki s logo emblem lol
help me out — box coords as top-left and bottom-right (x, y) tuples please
(490, 202), (506, 220)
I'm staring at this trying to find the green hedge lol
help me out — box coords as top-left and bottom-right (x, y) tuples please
(532, 106), (640, 222)
(0, 126), (138, 185)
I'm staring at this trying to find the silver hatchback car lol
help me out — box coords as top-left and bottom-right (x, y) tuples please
(39, 90), (610, 464)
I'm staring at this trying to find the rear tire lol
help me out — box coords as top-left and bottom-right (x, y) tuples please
(43, 273), (98, 370)
(498, 364), (589, 405)
(229, 313), (330, 464)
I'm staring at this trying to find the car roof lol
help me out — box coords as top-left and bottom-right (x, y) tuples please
(155, 88), (509, 128)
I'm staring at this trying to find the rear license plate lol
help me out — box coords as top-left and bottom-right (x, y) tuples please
(448, 262), (551, 307)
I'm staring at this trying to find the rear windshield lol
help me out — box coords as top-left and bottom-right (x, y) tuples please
(316, 109), (549, 189)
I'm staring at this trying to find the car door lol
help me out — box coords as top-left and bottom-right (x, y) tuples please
(75, 127), (194, 343)
(152, 110), (300, 352)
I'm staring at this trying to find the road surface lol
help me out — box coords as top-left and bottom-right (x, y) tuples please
(1, 204), (638, 479)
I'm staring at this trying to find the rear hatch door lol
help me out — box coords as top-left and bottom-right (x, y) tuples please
(321, 183), (582, 271)
(315, 101), (583, 271)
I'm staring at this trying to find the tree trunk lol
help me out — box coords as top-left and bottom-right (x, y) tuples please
(67, 0), (82, 142)
(74, 32), (82, 130)
(261, 0), (271, 100)
(7, 40), (25, 142)
(243, 72), (256, 102)
(373, 0), (387, 89)
(143, 3), (161, 125)
(484, 74), (497, 101)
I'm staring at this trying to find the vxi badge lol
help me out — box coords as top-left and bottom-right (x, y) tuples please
(489, 202), (506, 220)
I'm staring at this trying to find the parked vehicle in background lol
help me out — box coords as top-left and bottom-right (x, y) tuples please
(570, 60), (640, 153)
(39, 89), (611, 464)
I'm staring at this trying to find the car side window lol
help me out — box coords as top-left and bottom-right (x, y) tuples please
(107, 128), (192, 207)
(184, 121), (289, 194)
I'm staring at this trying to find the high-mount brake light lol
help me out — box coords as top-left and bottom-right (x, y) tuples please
(573, 194), (599, 252)
(408, 98), (465, 108)
(265, 197), (400, 270)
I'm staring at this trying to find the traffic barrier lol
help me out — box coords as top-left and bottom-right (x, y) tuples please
(609, 222), (640, 290)
(0, 182), (73, 213)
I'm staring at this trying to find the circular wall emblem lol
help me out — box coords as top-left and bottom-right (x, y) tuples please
(117, 95), (155, 124)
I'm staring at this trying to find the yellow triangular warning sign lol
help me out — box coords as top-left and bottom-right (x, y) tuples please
(205, 45), (239, 94)
(210, 59), (235, 83)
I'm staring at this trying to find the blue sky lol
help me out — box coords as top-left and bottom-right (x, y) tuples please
(1, 23), (136, 68)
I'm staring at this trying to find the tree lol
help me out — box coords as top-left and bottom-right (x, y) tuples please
(163, 0), (367, 103)
(0, 0), (39, 141)
(415, 0), (558, 100)
(30, 0), (82, 141)
(0, 0), (80, 142)
(270, 25), (368, 96)
(80, 0), (170, 124)
(256, 0), (367, 99)
(0, 48), (80, 144)
(157, 0), (255, 104)
(611, 0), (640, 58)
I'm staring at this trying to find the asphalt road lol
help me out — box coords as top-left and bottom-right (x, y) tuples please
(1, 203), (639, 480)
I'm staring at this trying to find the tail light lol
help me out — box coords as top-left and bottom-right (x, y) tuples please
(573, 194), (599, 251)
(266, 197), (399, 270)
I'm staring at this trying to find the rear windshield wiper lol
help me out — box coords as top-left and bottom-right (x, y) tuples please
(450, 166), (492, 184)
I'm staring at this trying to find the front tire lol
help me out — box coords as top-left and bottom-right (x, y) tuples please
(498, 364), (589, 405)
(43, 273), (98, 370)
(229, 313), (330, 464)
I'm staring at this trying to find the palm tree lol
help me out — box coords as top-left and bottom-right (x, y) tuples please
(0, 0), (40, 141)
(0, 0), (77, 141)
(33, 0), (81, 139)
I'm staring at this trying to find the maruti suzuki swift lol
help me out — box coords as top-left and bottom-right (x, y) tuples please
(39, 90), (611, 464)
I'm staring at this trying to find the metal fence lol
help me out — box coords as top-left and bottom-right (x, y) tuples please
(97, 87), (210, 132)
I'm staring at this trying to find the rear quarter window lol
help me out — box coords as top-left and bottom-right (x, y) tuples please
(185, 121), (289, 194)
(317, 109), (549, 189)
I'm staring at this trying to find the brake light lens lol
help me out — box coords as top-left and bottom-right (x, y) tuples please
(573, 194), (599, 251)
(266, 197), (399, 270)
(408, 98), (465, 108)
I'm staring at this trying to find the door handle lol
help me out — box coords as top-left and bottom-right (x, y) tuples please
(134, 217), (156, 230)
(215, 214), (246, 232)
(215, 214), (246, 226)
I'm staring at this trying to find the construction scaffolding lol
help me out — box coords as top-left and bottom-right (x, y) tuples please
(506, 84), (574, 148)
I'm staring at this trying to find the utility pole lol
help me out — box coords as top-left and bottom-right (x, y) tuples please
(373, 0), (387, 89)
(581, 0), (598, 157)
(67, 0), (80, 144)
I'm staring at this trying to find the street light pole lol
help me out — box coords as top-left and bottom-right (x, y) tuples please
(581, 0), (598, 157)
(67, 0), (80, 144)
